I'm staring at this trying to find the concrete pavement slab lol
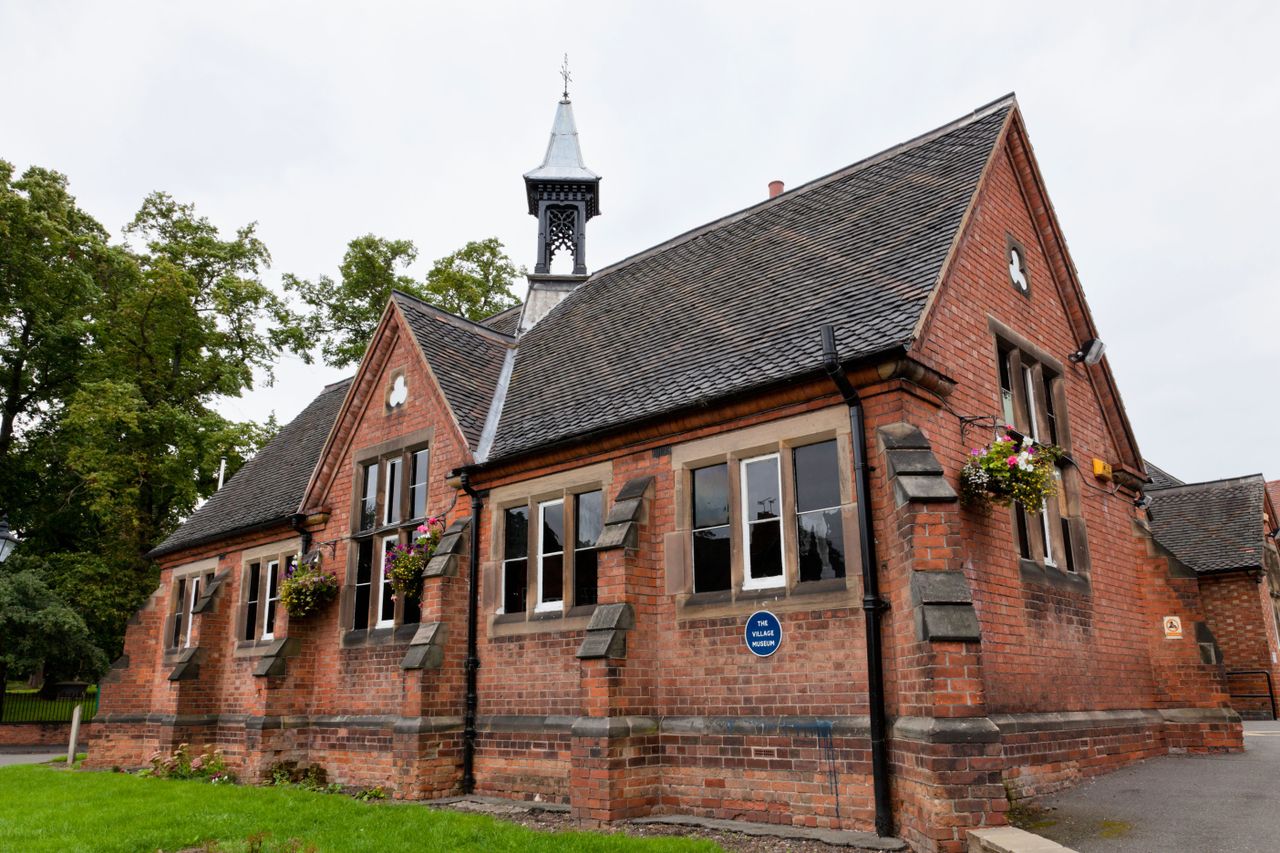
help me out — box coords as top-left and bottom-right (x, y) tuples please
(0, 751), (61, 766)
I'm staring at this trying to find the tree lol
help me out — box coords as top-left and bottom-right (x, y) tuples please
(67, 193), (294, 561)
(423, 237), (521, 321)
(0, 560), (108, 682)
(0, 173), (296, 683)
(0, 161), (108, 461)
(284, 235), (422, 368)
(285, 235), (522, 368)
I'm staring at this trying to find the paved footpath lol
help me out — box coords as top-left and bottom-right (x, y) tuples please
(0, 749), (61, 767)
(1033, 721), (1280, 852)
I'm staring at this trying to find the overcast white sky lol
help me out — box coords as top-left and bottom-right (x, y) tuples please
(3, 2), (1277, 485)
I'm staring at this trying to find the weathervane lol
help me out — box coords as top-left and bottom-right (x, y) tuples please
(560, 53), (572, 101)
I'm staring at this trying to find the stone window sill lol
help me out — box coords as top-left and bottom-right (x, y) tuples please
(677, 578), (856, 621)
(1018, 558), (1091, 593)
(489, 609), (593, 638)
(233, 639), (282, 658)
(341, 623), (420, 649)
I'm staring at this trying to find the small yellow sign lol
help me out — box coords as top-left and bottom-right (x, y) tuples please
(1163, 616), (1183, 640)
(1092, 458), (1113, 481)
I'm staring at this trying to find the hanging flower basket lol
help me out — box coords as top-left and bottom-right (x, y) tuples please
(960, 428), (1063, 509)
(385, 517), (445, 598)
(279, 559), (339, 618)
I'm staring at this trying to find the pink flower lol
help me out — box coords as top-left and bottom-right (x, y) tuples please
(1007, 456), (1019, 467)
(971, 448), (982, 456)
(416, 524), (428, 533)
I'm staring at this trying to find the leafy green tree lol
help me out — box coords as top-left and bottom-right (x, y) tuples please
(0, 560), (108, 682)
(285, 235), (522, 368)
(284, 234), (422, 368)
(423, 237), (521, 321)
(0, 174), (294, 681)
(0, 161), (107, 460)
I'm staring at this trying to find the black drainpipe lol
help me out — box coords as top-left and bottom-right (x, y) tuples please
(459, 471), (483, 794)
(820, 325), (892, 837)
(289, 513), (313, 555)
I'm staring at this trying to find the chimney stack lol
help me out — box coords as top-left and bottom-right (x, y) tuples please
(768, 180), (784, 199)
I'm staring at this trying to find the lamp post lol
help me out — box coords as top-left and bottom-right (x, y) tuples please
(0, 515), (17, 563)
(0, 514), (16, 720)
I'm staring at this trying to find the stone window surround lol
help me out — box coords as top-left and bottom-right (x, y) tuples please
(232, 538), (301, 656)
(486, 460), (613, 638)
(342, 426), (435, 637)
(668, 405), (863, 620)
(988, 315), (1091, 589)
(163, 556), (218, 656)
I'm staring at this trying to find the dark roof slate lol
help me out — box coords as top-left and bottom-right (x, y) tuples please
(1147, 475), (1266, 574)
(1143, 460), (1184, 490)
(393, 292), (512, 448)
(150, 378), (353, 558)
(487, 100), (1012, 460)
(480, 304), (522, 336)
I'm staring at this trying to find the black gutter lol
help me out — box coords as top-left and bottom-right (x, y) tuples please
(821, 325), (893, 837)
(458, 471), (484, 794)
(147, 515), (300, 560)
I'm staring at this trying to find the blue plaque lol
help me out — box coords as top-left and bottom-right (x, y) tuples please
(745, 610), (782, 657)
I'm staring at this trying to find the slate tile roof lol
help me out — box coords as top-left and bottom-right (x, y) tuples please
(393, 293), (514, 448)
(480, 305), (522, 337)
(1144, 460), (1185, 490)
(1147, 475), (1266, 574)
(151, 96), (1020, 559)
(486, 98), (1013, 460)
(150, 378), (353, 558)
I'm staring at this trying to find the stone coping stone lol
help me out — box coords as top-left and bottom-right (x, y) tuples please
(968, 826), (1078, 853)
(631, 815), (907, 850)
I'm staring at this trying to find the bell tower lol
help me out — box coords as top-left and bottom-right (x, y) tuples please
(517, 59), (601, 333)
(523, 60), (600, 276)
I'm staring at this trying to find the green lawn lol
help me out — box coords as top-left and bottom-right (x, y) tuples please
(0, 765), (719, 853)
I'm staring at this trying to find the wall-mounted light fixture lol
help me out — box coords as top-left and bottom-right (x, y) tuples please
(1069, 338), (1107, 366)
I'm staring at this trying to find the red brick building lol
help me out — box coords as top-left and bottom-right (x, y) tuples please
(1146, 469), (1280, 720)
(88, 94), (1242, 852)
